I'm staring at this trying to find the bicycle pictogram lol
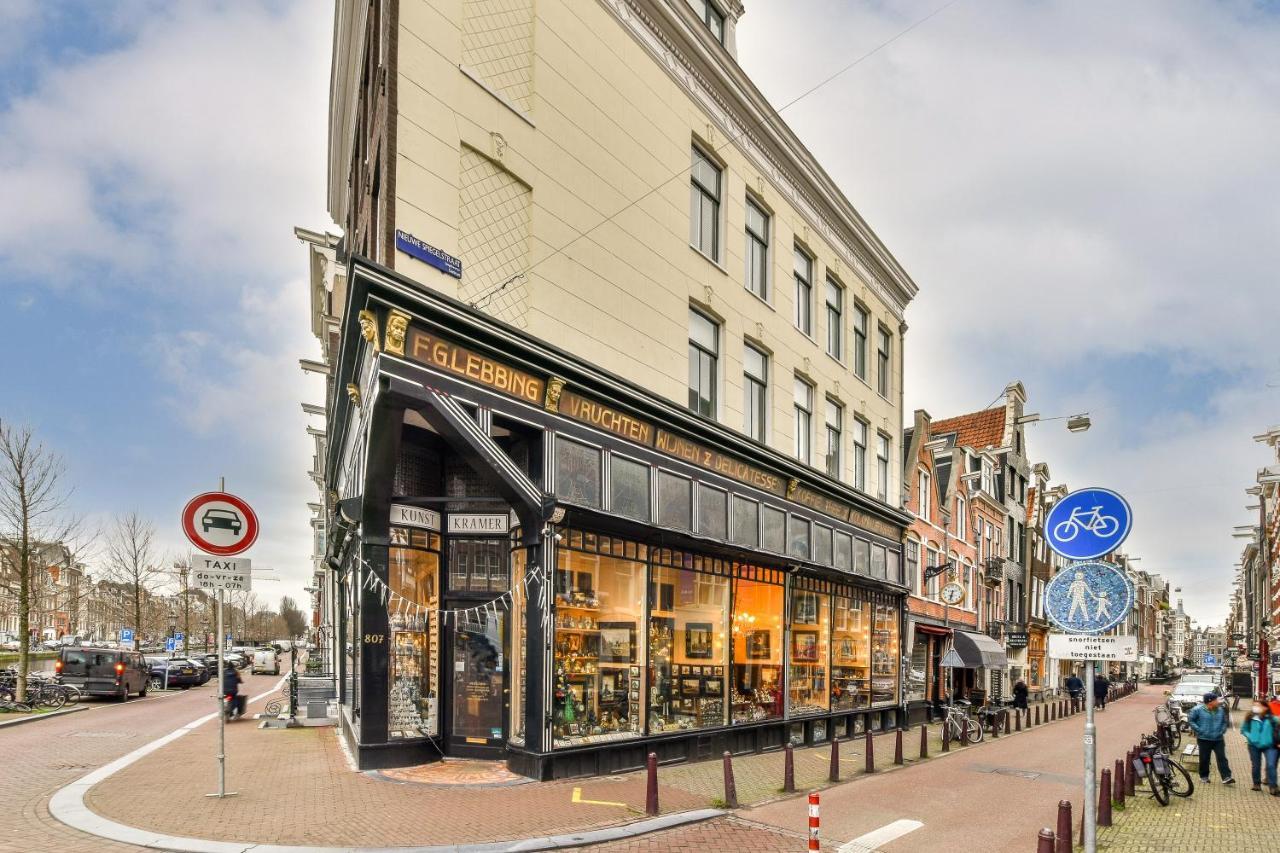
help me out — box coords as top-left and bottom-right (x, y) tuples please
(1052, 504), (1120, 542)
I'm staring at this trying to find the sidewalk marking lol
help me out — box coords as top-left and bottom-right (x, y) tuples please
(571, 787), (630, 808)
(837, 818), (924, 852)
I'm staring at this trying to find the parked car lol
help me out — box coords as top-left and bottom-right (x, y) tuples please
(1168, 678), (1212, 712)
(56, 647), (149, 699)
(145, 657), (202, 689)
(0, 636), (21, 652)
(252, 648), (280, 675)
(173, 657), (211, 685)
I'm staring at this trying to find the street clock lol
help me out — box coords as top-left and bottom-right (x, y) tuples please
(940, 582), (965, 606)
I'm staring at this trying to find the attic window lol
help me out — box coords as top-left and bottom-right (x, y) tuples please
(687, 0), (725, 44)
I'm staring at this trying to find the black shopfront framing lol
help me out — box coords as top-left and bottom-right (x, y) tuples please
(326, 257), (913, 778)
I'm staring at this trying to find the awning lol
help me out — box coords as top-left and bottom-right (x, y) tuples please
(944, 631), (1009, 669)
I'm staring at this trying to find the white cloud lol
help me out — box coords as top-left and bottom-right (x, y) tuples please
(738, 0), (1280, 624)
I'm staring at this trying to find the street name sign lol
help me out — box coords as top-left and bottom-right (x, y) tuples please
(1049, 633), (1138, 662)
(1043, 560), (1135, 634)
(1043, 487), (1132, 560)
(181, 491), (259, 556)
(191, 553), (252, 591)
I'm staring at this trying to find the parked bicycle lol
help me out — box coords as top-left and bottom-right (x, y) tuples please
(941, 700), (984, 744)
(1134, 732), (1194, 806)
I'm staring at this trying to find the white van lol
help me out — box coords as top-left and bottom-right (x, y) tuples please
(252, 648), (280, 675)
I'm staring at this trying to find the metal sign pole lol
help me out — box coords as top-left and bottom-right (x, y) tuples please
(1083, 663), (1096, 852)
(207, 586), (236, 798)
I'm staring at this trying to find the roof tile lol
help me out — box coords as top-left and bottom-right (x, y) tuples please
(929, 408), (1006, 450)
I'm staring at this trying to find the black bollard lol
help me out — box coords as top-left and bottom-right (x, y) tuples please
(1037, 828), (1055, 853)
(894, 728), (904, 765)
(646, 752), (659, 816)
(1098, 768), (1112, 827)
(1054, 801), (1072, 853)
(1034, 705), (1041, 726)
(919, 723), (929, 759)
(783, 742), (796, 793)
(722, 751), (738, 808)
(829, 736), (840, 783)
(1004, 709), (1012, 734)
(1114, 758), (1126, 807)
(865, 727), (875, 773)
(941, 718), (951, 753)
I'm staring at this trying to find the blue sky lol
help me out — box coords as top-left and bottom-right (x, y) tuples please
(2, 1), (1278, 626)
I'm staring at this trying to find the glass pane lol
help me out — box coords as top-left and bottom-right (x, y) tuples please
(788, 516), (811, 560)
(691, 148), (719, 195)
(815, 526), (833, 565)
(825, 280), (841, 309)
(556, 437), (602, 508)
(762, 506), (786, 553)
(887, 550), (901, 585)
(731, 497), (759, 548)
(731, 577), (784, 723)
(788, 591), (829, 715)
(388, 546), (440, 738)
(657, 471), (693, 530)
(854, 539), (870, 575)
(689, 309), (717, 351)
(746, 200), (767, 238)
(451, 612), (504, 742)
(834, 533), (852, 570)
(509, 547), (526, 744)
(649, 566), (729, 733)
(831, 595), (870, 710)
(744, 345), (766, 380)
(697, 484), (728, 540)
(871, 603), (899, 706)
(871, 545), (887, 580)
(610, 456), (650, 522)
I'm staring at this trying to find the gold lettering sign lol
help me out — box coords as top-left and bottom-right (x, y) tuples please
(406, 327), (544, 404)
(558, 390), (654, 445)
(654, 430), (785, 495)
(789, 483), (855, 523)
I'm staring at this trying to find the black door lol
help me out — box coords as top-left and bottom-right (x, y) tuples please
(446, 610), (508, 757)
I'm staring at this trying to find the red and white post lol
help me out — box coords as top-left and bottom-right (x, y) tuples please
(808, 792), (820, 851)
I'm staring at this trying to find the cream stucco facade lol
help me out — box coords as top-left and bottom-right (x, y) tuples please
(328, 0), (919, 511)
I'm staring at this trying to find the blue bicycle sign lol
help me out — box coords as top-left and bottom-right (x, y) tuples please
(1043, 487), (1132, 560)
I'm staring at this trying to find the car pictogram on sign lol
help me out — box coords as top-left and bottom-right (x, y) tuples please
(201, 508), (243, 535)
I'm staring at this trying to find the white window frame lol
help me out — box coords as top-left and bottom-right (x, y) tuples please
(918, 468), (931, 520)
(794, 376), (814, 464)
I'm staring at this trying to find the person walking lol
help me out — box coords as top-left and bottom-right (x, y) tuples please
(1013, 678), (1029, 711)
(1188, 692), (1235, 785)
(1093, 671), (1110, 711)
(1240, 699), (1279, 795)
(1066, 672), (1084, 711)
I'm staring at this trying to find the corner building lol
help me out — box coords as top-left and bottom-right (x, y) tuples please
(322, 0), (920, 778)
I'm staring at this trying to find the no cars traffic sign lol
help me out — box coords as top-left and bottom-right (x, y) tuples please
(181, 491), (259, 556)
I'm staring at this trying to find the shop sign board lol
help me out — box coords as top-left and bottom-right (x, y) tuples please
(395, 230), (462, 278)
(1048, 633), (1138, 662)
(191, 553), (252, 591)
(181, 491), (259, 556)
(1043, 487), (1132, 561)
(1043, 560), (1134, 634)
(391, 504), (441, 531)
(1005, 631), (1029, 648)
(447, 513), (509, 534)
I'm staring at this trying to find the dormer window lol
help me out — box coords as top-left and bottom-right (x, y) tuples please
(687, 0), (725, 43)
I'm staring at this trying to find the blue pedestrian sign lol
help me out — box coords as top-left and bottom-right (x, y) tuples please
(1044, 487), (1132, 560)
(120, 628), (134, 644)
(175, 632), (184, 643)
(1204, 654), (1217, 667)
(165, 637), (176, 653)
(1043, 561), (1135, 634)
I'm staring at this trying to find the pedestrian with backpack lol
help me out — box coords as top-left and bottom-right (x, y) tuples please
(1240, 699), (1280, 795)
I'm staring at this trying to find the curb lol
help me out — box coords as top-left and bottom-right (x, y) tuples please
(49, 673), (720, 853)
(0, 703), (89, 729)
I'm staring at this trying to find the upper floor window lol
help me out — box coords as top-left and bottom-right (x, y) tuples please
(918, 469), (931, 520)
(876, 326), (892, 397)
(794, 376), (814, 464)
(743, 343), (768, 442)
(876, 432), (891, 501)
(852, 304), (868, 380)
(852, 418), (868, 491)
(688, 308), (718, 417)
(956, 497), (967, 539)
(926, 546), (941, 598)
(690, 146), (721, 260)
(825, 278), (843, 360)
(824, 398), (843, 478)
(745, 198), (769, 299)
(686, 0), (725, 43)
(794, 247), (813, 336)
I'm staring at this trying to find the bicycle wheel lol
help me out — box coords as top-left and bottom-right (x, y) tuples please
(1167, 725), (1181, 752)
(60, 685), (81, 706)
(1165, 761), (1194, 798)
(36, 687), (65, 710)
(1147, 763), (1170, 806)
(966, 719), (984, 744)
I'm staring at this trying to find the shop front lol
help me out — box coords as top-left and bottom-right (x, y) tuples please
(324, 259), (911, 778)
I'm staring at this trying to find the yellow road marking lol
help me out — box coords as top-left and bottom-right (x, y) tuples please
(571, 787), (632, 809)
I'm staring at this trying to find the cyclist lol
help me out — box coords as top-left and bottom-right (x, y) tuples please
(1240, 699), (1279, 795)
(222, 664), (246, 720)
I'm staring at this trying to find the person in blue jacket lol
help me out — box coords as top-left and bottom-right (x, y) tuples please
(1240, 699), (1280, 795)
(1188, 692), (1234, 785)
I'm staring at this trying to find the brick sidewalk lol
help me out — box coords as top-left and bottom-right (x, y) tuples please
(82, 691), (1105, 848)
(1097, 706), (1280, 852)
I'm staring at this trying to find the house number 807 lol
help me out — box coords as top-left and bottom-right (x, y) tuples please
(363, 634), (385, 644)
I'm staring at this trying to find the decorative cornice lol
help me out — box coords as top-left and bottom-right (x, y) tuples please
(603, 0), (917, 318)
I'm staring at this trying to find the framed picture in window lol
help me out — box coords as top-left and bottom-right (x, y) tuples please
(792, 630), (819, 662)
(713, 666), (724, 677)
(681, 677), (702, 697)
(598, 622), (636, 663)
(792, 591), (819, 624)
(704, 678), (723, 696)
(746, 629), (772, 660)
(685, 622), (714, 659)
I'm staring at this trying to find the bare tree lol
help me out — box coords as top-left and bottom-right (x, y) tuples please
(279, 596), (307, 638)
(0, 422), (80, 702)
(103, 512), (163, 651)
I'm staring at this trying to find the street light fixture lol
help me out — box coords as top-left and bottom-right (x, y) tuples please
(1014, 412), (1092, 432)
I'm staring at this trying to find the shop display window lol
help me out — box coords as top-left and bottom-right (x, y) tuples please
(509, 543), (527, 745)
(787, 588), (830, 715)
(730, 574), (784, 723)
(871, 602), (900, 705)
(830, 592), (871, 710)
(904, 634), (928, 702)
(553, 536), (646, 748)
(648, 565), (729, 733)
(388, 527), (440, 738)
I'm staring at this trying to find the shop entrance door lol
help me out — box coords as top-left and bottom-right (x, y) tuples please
(447, 610), (507, 757)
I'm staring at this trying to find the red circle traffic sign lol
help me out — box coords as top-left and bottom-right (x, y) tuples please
(181, 491), (259, 556)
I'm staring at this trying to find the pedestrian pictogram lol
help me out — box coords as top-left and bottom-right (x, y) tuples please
(1044, 487), (1132, 560)
(1044, 561), (1134, 634)
(181, 491), (259, 556)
